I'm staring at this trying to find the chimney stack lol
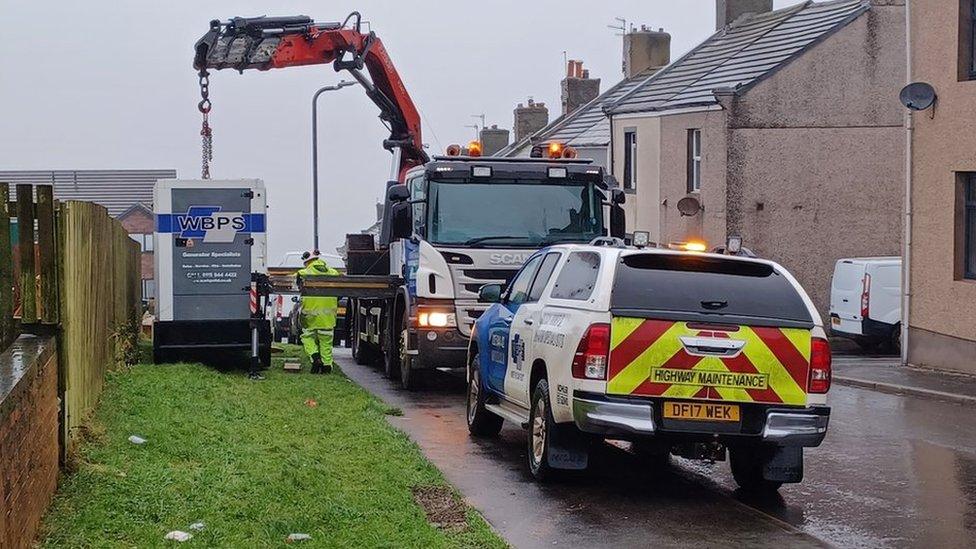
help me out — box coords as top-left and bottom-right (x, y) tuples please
(513, 98), (549, 143)
(561, 60), (601, 115)
(716, 0), (773, 30)
(622, 26), (671, 78)
(480, 124), (510, 156)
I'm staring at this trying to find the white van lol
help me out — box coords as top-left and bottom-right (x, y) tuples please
(829, 257), (901, 351)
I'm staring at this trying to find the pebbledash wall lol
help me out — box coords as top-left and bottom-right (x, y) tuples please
(0, 336), (59, 549)
(906, 0), (976, 374)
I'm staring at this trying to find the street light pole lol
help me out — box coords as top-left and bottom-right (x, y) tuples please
(311, 80), (356, 251)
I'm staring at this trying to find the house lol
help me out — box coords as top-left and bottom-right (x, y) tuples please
(498, 28), (673, 167)
(605, 0), (906, 316)
(903, 0), (976, 373)
(0, 169), (177, 303)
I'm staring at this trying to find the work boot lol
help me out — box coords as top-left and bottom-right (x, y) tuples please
(322, 362), (333, 374)
(311, 353), (324, 374)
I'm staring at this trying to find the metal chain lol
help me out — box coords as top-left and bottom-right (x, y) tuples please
(198, 69), (213, 179)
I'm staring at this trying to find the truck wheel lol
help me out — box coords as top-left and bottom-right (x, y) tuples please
(889, 323), (901, 354)
(467, 356), (503, 437)
(528, 378), (557, 482)
(729, 446), (783, 493)
(352, 307), (369, 366)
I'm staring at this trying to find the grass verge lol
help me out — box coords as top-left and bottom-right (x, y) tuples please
(40, 344), (505, 548)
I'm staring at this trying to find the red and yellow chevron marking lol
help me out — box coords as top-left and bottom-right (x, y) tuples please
(607, 318), (811, 405)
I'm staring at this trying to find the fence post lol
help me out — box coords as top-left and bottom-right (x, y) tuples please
(36, 186), (57, 324)
(0, 183), (13, 348)
(16, 184), (36, 325)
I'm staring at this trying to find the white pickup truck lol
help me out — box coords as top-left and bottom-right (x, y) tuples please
(466, 242), (831, 491)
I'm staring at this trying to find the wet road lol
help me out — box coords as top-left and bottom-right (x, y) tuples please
(335, 349), (976, 548)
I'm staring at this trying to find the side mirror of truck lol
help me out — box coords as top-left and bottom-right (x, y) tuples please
(611, 188), (626, 205)
(389, 201), (413, 240)
(478, 283), (503, 304)
(387, 184), (410, 203)
(610, 203), (626, 239)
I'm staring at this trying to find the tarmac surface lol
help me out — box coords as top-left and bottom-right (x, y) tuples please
(335, 349), (976, 548)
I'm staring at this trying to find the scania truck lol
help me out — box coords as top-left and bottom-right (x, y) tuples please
(327, 151), (626, 389)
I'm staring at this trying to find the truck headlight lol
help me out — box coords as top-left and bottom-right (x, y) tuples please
(418, 311), (456, 328)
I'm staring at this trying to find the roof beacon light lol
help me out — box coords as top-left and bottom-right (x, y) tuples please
(562, 146), (578, 159)
(446, 144), (462, 156)
(467, 140), (483, 157)
(683, 241), (708, 253)
(547, 142), (564, 159)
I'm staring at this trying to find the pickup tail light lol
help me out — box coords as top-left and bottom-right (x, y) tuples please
(809, 337), (832, 394)
(860, 273), (871, 319)
(572, 323), (610, 380)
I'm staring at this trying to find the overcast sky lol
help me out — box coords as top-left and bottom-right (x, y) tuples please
(0, 0), (794, 259)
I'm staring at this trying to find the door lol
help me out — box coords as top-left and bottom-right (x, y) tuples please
(830, 260), (866, 333)
(169, 187), (253, 321)
(485, 254), (543, 394)
(506, 252), (562, 407)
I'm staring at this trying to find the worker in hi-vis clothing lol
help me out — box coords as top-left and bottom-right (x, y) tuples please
(297, 250), (340, 373)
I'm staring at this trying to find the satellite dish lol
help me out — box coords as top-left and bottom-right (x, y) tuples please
(899, 82), (937, 111)
(677, 195), (702, 217)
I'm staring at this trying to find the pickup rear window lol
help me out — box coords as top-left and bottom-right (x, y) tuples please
(611, 254), (812, 325)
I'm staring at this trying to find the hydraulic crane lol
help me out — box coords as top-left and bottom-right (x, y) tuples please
(193, 12), (429, 183)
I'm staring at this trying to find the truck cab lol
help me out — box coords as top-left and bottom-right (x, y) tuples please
(344, 154), (625, 389)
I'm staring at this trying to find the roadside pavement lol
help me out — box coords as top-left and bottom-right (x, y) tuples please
(833, 353), (976, 405)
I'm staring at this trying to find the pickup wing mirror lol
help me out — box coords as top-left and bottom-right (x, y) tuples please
(611, 188), (626, 205)
(478, 283), (503, 304)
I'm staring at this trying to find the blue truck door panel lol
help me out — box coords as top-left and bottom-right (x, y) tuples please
(482, 305), (514, 394)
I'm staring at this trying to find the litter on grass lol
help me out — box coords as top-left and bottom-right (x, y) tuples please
(128, 435), (147, 445)
(286, 533), (312, 542)
(189, 522), (205, 531)
(164, 531), (192, 542)
(304, 398), (318, 408)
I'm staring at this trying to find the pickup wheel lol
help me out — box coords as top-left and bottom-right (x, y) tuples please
(528, 378), (557, 482)
(729, 446), (783, 493)
(467, 356), (503, 437)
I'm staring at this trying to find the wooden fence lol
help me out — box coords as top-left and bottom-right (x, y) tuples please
(0, 182), (141, 451)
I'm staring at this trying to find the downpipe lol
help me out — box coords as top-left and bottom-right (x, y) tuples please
(901, 0), (913, 366)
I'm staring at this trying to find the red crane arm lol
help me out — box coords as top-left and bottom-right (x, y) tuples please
(193, 13), (428, 181)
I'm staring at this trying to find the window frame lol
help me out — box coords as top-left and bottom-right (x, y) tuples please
(550, 251), (602, 302)
(687, 129), (702, 194)
(622, 129), (637, 193)
(528, 252), (562, 302)
(504, 254), (544, 306)
(965, 175), (976, 280)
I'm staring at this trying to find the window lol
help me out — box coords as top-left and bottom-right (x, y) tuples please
(964, 175), (976, 279)
(528, 252), (561, 301)
(623, 129), (637, 192)
(551, 252), (600, 301)
(506, 254), (544, 305)
(141, 279), (156, 301)
(611, 254), (812, 324)
(409, 175), (427, 237)
(687, 129), (702, 193)
(962, 1), (976, 80)
(129, 233), (153, 252)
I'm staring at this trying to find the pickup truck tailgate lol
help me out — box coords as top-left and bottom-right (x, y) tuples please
(607, 318), (811, 405)
(605, 253), (816, 406)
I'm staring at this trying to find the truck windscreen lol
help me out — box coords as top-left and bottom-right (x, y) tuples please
(427, 180), (603, 247)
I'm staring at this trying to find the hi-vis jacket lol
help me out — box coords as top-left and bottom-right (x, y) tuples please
(298, 259), (340, 330)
